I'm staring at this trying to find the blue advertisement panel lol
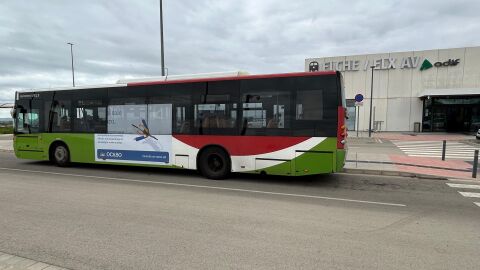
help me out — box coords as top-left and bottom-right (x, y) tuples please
(97, 149), (169, 163)
(95, 134), (172, 165)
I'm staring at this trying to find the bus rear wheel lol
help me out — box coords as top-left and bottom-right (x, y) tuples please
(51, 143), (70, 167)
(198, 147), (230, 180)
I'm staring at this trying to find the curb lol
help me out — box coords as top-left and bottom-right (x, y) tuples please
(341, 168), (448, 180)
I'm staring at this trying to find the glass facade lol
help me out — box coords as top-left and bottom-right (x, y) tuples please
(422, 96), (480, 132)
(345, 99), (356, 131)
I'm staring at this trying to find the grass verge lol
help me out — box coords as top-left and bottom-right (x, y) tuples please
(0, 126), (13, 134)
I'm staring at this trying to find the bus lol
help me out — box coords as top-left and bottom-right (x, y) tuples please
(12, 71), (347, 179)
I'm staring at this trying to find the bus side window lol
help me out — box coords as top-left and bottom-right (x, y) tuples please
(296, 90), (324, 120)
(194, 94), (237, 134)
(174, 106), (190, 134)
(27, 110), (40, 132)
(49, 100), (71, 132)
(241, 92), (289, 130)
(147, 104), (172, 135)
(15, 106), (40, 134)
(74, 106), (107, 133)
(15, 107), (27, 133)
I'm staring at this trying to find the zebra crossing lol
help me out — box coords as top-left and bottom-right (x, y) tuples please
(392, 140), (480, 160)
(446, 182), (480, 208)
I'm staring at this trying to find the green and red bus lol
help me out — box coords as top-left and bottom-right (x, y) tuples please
(12, 71), (347, 179)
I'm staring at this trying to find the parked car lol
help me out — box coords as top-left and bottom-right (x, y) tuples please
(476, 129), (480, 140)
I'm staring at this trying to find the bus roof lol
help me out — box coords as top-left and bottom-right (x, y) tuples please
(116, 71), (250, 84)
(16, 70), (337, 94)
(17, 83), (126, 93)
(126, 71), (337, 86)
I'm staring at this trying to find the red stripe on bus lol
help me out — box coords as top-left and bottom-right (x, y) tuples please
(127, 71), (337, 86)
(174, 135), (310, 156)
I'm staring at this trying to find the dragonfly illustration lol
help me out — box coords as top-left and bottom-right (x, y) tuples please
(132, 119), (158, 141)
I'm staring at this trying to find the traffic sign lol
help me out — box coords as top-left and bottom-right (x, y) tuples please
(355, 101), (363, 106)
(355, 94), (364, 102)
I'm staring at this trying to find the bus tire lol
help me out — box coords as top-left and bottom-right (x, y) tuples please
(50, 142), (70, 167)
(198, 146), (231, 180)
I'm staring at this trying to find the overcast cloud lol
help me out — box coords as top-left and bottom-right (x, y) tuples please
(1, 0), (480, 105)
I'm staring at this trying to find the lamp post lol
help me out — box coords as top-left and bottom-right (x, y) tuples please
(159, 0), (165, 76)
(67, 42), (75, 87)
(368, 65), (375, 137)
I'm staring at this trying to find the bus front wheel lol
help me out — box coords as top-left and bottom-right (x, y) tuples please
(198, 146), (231, 180)
(51, 143), (70, 167)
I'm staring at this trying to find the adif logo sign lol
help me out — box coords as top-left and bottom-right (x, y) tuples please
(420, 59), (460, 71)
(308, 57), (461, 72)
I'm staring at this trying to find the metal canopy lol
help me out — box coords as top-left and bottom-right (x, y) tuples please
(418, 88), (480, 98)
(0, 103), (14, 108)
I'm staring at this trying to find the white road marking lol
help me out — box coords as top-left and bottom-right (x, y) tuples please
(408, 155), (475, 159)
(393, 141), (467, 145)
(447, 178), (480, 183)
(446, 183), (480, 190)
(392, 140), (480, 160)
(399, 150), (477, 153)
(0, 167), (406, 207)
(458, 192), (480, 198)
(474, 202), (480, 208)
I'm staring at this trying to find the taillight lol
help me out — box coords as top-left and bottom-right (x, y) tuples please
(337, 106), (346, 149)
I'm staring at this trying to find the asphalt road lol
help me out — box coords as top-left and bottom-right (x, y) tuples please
(0, 151), (479, 270)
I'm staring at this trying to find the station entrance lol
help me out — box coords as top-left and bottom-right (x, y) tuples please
(422, 96), (480, 132)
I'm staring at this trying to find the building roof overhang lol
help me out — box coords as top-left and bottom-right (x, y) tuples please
(0, 103), (14, 108)
(418, 88), (480, 98)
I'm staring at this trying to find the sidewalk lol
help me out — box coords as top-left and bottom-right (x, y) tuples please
(0, 251), (68, 270)
(345, 132), (479, 180)
(345, 153), (475, 179)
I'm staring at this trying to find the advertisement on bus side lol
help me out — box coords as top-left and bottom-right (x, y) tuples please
(94, 134), (172, 165)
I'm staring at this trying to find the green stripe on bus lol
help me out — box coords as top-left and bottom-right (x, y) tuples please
(248, 138), (342, 176)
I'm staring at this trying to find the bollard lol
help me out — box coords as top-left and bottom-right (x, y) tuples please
(356, 152), (358, 168)
(442, 140), (446, 161)
(473, 150), (479, 178)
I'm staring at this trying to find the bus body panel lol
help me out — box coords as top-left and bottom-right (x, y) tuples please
(14, 134), (341, 176)
(336, 149), (346, 172)
(13, 71), (347, 177)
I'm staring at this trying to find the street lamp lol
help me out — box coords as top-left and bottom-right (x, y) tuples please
(368, 65), (375, 137)
(67, 42), (75, 87)
(159, 0), (165, 76)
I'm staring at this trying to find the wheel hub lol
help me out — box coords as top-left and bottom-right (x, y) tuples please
(208, 155), (223, 172)
(55, 147), (66, 161)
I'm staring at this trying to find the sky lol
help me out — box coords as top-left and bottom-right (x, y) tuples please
(1, 0), (480, 113)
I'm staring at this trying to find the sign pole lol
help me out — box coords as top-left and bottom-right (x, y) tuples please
(368, 66), (374, 137)
(354, 93), (364, 138)
(356, 106), (360, 137)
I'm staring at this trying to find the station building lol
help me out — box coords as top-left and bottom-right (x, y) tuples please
(305, 46), (480, 132)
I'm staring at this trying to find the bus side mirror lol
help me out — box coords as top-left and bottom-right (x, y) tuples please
(10, 108), (16, 118)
